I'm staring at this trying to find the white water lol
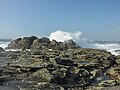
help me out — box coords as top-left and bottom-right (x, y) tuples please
(0, 41), (10, 49)
(91, 43), (120, 56)
(49, 30), (82, 42)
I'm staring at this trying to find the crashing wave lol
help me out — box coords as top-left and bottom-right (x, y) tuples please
(49, 30), (82, 42)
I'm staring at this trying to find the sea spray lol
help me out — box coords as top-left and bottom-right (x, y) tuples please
(49, 30), (82, 42)
(0, 40), (11, 49)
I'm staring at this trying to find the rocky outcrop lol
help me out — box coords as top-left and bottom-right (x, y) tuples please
(2, 46), (119, 89)
(31, 37), (51, 49)
(6, 36), (80, 50)
(6, 36), (38, 49)
(2, 36), (120, 90)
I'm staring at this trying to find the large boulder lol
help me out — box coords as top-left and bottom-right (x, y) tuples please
(31, 37), (50, 49)
(6, 36), (38, 49)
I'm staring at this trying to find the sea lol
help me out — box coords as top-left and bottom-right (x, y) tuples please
(0, 39), (120, 56)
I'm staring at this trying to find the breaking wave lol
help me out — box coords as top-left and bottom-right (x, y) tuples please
(91, 43), (120, 56)
(49, 30), (82, 42)
(0, 41), (10, 49)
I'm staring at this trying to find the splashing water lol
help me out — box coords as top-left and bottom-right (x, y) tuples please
(49, 30), (82, 42)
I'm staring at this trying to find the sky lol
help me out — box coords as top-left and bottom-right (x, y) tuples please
(0, 0), (120, 40)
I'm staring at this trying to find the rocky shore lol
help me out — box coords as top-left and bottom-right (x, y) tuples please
(0, 36), (120, 90)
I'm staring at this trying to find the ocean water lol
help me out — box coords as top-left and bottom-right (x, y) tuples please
(0, 39), (120, 56)
(80, 41), (120, 56)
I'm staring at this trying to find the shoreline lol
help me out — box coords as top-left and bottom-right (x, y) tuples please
(0, 36), (120, 90)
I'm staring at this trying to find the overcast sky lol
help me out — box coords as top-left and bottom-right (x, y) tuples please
(0, 0), (120, 40)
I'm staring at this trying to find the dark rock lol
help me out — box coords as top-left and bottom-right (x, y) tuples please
(0, 47), (6, 57)
(48, 40), (67, 50)
(0, 47), (5, 52)
(55, 58), (77, 66)
(31, 37), (50, 49)
(6, 36), (38, 49)
(48, 39), (80, 50)
(65, 39), (80, 48)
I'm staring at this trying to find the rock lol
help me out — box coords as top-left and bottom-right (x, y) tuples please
(0, 47), (5, 52)
(31, 37), (50, 49)
(98, 80), (118, 87)
(90, 69), (102, 79)
(103, 85), (120, 90)
(28, 68), (51, 82)
(116, 59), (120, 65)
(7, 36), (38, 49)
(50, 40), (58, 46)
(0, 75), (11, 82)
(48, 40), (67, 50)
(116, 56), (120, 65)
(55, 58), (77, 66)
(0, 47), (6, 57)
(3, 36), (119, 89)
(106, 65), (120, 83)
(65, 39), (80, 48)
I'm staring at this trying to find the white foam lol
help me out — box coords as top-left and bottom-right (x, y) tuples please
(49, 30), (82, 42)
(92, 43), (120, 56)
(0, 41), (10, 49)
